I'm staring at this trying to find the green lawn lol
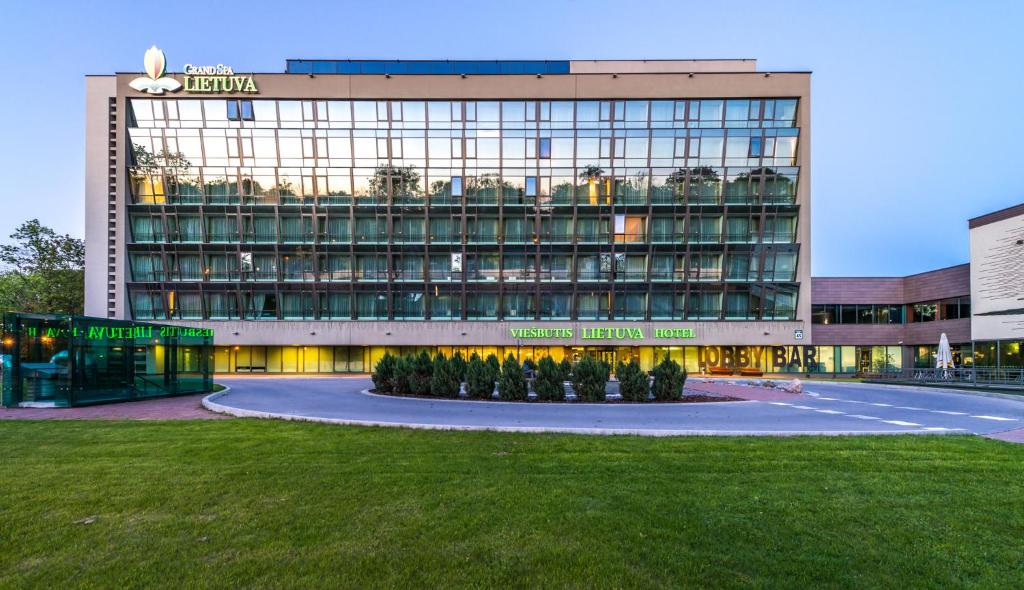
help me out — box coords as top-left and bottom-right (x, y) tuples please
(1, 421), (1022, 589)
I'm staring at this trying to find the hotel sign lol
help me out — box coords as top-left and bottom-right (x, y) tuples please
(182, 63), (258, 94)
(509, 327), (695, 341)
(20, 325), (214, 341)
(130, 46), (258, 95)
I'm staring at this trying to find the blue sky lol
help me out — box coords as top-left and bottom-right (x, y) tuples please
(1, 0), (1021, 276)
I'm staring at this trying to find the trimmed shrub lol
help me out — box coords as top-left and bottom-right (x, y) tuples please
(410, 350), (434, 396)
(522, 358), (537, 373)
(430, 353), (460, 398)
(392, 356), (413, 395)
(618, 359), (649, 402)
(450, 352), (468, 384)
(533, 356), (565, 401)
(466, 355), (493, 399)
(598, 359), (612, 384)
(571, 355), (608, 402)
(499, 354), (528, 401)
(558, 358), (573, 382)
(372, 352), (396, 392)
(652, 358), (687, 401)
(485, 353), (501, 382)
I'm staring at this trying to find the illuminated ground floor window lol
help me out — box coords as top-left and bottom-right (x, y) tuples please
(212, 344), (920, 375)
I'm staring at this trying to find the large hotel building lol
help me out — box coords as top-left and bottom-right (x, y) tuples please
(85, 54), (1023, 375)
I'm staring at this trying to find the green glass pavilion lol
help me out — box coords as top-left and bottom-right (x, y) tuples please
(0, 312), (213, 407)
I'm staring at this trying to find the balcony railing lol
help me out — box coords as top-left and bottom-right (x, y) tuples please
(874, 367), (1024, 388)
(651, 270), (687, 282)
(687, 232), (722, 244)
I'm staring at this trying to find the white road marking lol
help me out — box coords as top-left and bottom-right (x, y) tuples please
(882, 420), (921, 427)
(792, 405), (816, 410)
(870, 403), (892, 407)
(931, 410), (967, 415)
(768, 402), (792, 406)
(844, 400), (866, 404)
(970, 415), (1018, 421)
(815, 409), (844, 415)
(922, 427), (966, 432)
(849, 415), (881, 420)
(894, 406), (926, 411)
(817, 396), (838, 400)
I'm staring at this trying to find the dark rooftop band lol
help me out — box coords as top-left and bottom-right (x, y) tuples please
(285, 60), (572, 75)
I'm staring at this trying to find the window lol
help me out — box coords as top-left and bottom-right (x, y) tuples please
(811, 304), (835, 325)
(941, 297), (970, 320)
(226, 99), (254, 121)
(525, 176), (537, 197)
(539, 138), (551, 159)
(451, 176), (463, 197)
(911, 303), (937, 322)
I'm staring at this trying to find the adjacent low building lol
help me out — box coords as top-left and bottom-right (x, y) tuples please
(812, 203), (1023, 373)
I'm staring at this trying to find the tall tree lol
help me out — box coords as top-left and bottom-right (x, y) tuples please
(0, 220), (85, 315)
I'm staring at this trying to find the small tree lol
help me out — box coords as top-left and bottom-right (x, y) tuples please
(558, 358), (573, 382)
(431, 353), (460, 398)
(618, 359), (649, 402)
(410, 350), (434, 395)
(485, 354), (501, 385)
(393, 356), (413, 395)
(652, 358), (687, 401)
(572, 356), (608, 402)
(522, 358), (537, 373)
(450, 352), (468, 383)
(533, 356), (565, 401)
(372, 352), (396, 392)
(466, 355), (493, 399)
(499, 354), (528, 401)
(598, 359), (612, 384)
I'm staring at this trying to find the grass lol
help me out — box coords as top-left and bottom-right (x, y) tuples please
(1, 421), (1023, 589)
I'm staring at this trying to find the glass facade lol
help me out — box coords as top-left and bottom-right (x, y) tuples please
(1, 313), (213, 407)
(126, 97), (801, 322)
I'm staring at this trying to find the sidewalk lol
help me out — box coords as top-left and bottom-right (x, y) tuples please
(686, 379), (806, 402)
(0, 393), (227, 420)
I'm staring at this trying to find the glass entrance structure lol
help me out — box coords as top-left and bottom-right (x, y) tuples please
(1, 313), (214, 407)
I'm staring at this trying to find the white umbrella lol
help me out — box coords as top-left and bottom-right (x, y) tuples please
(936, 333), (953, 369)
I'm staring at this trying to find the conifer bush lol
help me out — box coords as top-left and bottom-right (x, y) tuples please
(410, 350), (434, 396)
(371, 352), (396, 392)
(450, 352), (468, 384)
(652, 357), (687, 401)
(430, 353), (460, 398)
(617, 359), (650, 402)
(533, 356), (565, 401)
(392, 356), (413, 395)
(466, 355), (494, 399)
(558, 358), (573, 382)
(499, 354), (528, 401)
(571, 355), (608, 402)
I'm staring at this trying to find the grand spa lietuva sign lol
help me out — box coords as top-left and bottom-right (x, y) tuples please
(509, 327), (696, 341)
(130, 46), (258, 95)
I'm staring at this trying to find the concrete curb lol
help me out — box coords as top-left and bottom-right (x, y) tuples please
(201, 388), (963, 437)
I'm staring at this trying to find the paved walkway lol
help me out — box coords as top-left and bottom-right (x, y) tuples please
(0, 393), (227, 420)
(985, 428), (1024, 443)
(205, 377), (1024, 436)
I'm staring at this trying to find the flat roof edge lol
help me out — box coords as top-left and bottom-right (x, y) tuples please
(812, 262), (970, 281)
(968, 202), (1024, 229)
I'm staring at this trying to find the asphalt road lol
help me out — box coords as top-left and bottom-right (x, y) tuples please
(210, 377), (1024, 436)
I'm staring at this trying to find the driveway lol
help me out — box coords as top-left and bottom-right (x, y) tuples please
(208, 377), (1024, 436)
